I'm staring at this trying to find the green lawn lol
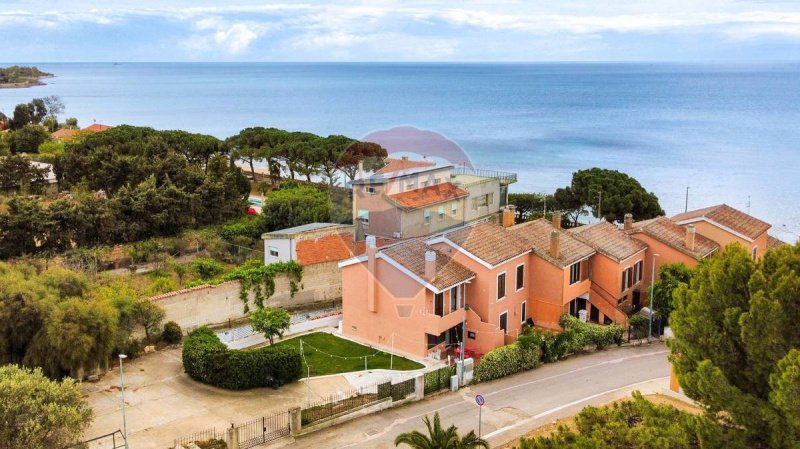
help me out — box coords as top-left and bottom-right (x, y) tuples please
(272, 332), (424, 376)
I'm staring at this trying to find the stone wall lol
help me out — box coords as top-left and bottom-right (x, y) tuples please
(151, 261), (342, 331)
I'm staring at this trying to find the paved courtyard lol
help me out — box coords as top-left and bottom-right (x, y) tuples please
(84, 347), (354, 449)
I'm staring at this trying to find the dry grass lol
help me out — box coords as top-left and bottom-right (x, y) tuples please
(496, 394), (702, 449)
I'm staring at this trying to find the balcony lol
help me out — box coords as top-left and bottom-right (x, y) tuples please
(422, 308), (466, 336)
(451, 167), (518, 185)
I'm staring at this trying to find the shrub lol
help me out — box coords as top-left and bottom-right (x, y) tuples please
(473, 343), (541, 383)
(182, 327), (301, 390)
(220, 216), (264, 241)
(559, 315), (625, 351)
(628, 314), (649, 339)
(189, 258), (225, 280)
(162, 321), (183, 344)
(147, 275), (177, 295)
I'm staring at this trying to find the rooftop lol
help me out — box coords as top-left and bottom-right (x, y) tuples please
(628, 216), (719, 259)
(671, 204), (770, 241)
(382, 239), (475, 291)
(767, 235), (788, 251)
(387, 182), (469, 210)
(295, 233), (398, 266)
(83, 123), (113, 133)
(444, 221), (531, 266)
(51, 128), (79, 140)
(568, 221), (647, 262)
(375, 157), (435, 175)
(263, 222), (350, 239)
(509, 219), (596, 268)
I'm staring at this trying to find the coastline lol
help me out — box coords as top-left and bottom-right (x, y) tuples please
(0, 74), (53, 89)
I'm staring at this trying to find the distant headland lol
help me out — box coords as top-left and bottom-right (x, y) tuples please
(0, 65), (53, 88)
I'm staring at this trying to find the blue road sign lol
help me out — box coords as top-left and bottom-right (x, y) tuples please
(475, 394), (485, 406)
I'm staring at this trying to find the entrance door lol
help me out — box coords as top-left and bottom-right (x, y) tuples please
(435, 292), (444, 316)
(590, 304), (600, 323)
(499, 311), (508, 335)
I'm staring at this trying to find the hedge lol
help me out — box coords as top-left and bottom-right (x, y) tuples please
(182, 327), (302, 390)
(473, 342), (541, 383)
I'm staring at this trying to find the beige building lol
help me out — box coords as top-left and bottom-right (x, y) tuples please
(351, 157), (516, 238)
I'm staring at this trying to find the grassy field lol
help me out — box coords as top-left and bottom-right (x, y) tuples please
(272, 332), (424, 376)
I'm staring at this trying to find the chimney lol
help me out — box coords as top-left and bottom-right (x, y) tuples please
(685, 224), (696, 251)
(424, 250), (437, 281)
(501, 205), (516, 227)
(624, 213), (633, 230)
(549, 231), (561, 259)
(552, 210), (562, 229)
(401, 155), (409, 161)
(366, 236), (377, 312)
(357, 160), (365, 180)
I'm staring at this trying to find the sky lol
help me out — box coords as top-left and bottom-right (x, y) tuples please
(2, 0), (800, 62)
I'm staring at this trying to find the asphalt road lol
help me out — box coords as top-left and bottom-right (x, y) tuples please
(275, 343), (671, 449)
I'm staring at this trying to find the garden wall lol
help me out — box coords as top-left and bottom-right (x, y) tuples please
(151, 261), (342, 330)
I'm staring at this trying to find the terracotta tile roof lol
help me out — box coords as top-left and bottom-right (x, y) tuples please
(509, 219), (595, 268)
(444, 221), (531, 266)
(381, 239), (475, 290)
(767, 235), (789, 250)
(387, 182), (468, 210)
(567, 221), (647, 262)
(671, 204), (770, 240)
(628, 216), (719, 259)
(296, 233), (398, 266)
(83, 123), (113, 133)
(51, 128), (79, 140)
(375, 157), (436, 175)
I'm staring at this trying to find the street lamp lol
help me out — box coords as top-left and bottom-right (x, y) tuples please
(118, 354), (129, 449)
(648, 254), (660, 343)
(459, 304), (469, 387)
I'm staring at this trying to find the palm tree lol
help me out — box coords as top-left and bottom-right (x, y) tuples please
(394, 412), (489, 449)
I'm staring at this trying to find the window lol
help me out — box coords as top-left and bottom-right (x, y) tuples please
(472, 193), (491, 210)
(434, 292), (444, 317)
(268, 246), (279, 257)
(627, 267), (634, 288)
(569, 262), (581, 285)
(438, 205), (445, 219)
(421, 180), (429, 187)
(499, 311), (508, 334)
(435, 178), (442, 184)
(621, 268), (633, 292)
(521, 301), (527, 323)
(451, 201), (458, 215)
(406, 182), (414, 190)
(516, 264), (525, 291)
(497, 272), (507, 300)
(423, 210), (431, 224)
(366, 186), (378, 195)
(752, 247), (758, 260)
(467, 331), (476, 340)
(427, 332), (446, 348)
(634, 261), (643, 282)
(358, 209), (369, 225)
(450, 286), (460, 312)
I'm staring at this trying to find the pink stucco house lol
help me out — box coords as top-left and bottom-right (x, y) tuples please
(339, 202), (781, 359)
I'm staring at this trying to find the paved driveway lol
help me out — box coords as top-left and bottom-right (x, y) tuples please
(84, 347), (353, 449)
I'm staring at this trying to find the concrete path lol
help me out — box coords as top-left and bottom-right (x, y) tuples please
(264, 343), (671, 449)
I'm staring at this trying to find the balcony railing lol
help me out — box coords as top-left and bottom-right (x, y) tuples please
(452, 167), (518, 184)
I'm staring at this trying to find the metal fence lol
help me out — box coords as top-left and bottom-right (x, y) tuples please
(301, 381), (391, 426)
(424, 365), (456, 395)
(173, 427), (227, 449)
(238, 411), (291, 449)
(391, 378), (416, 401)
(65, 431), (127, 449)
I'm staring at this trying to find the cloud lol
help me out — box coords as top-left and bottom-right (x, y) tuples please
(183, 17), (274, 54)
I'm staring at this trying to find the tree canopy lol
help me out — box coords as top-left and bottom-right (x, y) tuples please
(0, 365), (92, 449)
(554, 168), (664, 225)
(394, 412), (488, 449)
(669, 243), (800, 448)
(261, 184), (331, 232)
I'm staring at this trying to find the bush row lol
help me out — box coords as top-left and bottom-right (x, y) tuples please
(182, 327), (302, 390)
(473, 342), (541, 383)
(473, 314), (625, 383)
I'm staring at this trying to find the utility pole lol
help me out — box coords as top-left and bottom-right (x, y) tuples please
(597, 191), (602, 221)
(118, 354), (129, 449)
(747, 196), (751, 214)
(685, 186), (690, 213)
(459, 304), (468, 387)
(648, 254), (660, 344)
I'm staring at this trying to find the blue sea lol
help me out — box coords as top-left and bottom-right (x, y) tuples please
(1, 62), (799, 242)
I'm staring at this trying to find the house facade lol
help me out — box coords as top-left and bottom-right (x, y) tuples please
(351, 157), (516, 239)
(339, 202), (779, 359)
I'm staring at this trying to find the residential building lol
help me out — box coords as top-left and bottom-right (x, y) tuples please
(671, 204), (771, 260)
(351, 156), (517, 238)
(568, 220), (648, 316)
(83, 123), (113, 133)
